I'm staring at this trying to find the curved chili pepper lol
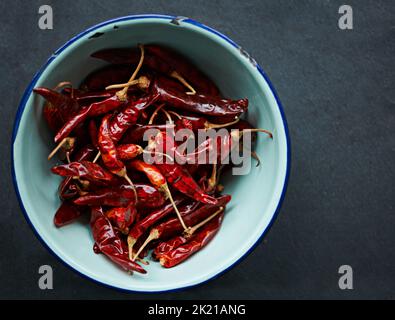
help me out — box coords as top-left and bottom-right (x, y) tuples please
(98, 114), (125, 176)
(109, 93), (159, 142)
(90, 206), (146, 274)
(54, 94), (126, 143)
(159, 212), (224, 268)
(152, 235), (189, 260)
(105, 203), (137, 234)
(33, 87), (80, 132)
(51, 161), (116, 185)
(127, 197), (193, 254)
(74, 184), (165, 208)
(150, 131), (218, 205)
(54, 201), (84, 227)
(63, 87), (115, 103)
(150, 79), (247, 118)
(133, 194), (230, 259)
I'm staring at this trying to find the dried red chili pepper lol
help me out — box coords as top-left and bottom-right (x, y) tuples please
(90, 206), (146, 274)
(54, 201), (84, 227)
(150, 78), (247, 118)
(126, 197), (187, 257)
(105, 203), (137, 234)
(159, 212), (224, 268)
(63, 87), (115, 103)
(109, 93), (159, 142)
(133, 194), (230, 260)
(152, 235), (189, 260)
(33, 87), (80, 132)
(169, 111), (240, 131)
(149, 131), (218, 205)
(74, 184), (165, 208)
(120, 123), (174, 145)
(116, 144), (144, 160)
(51, 161), (116, 185)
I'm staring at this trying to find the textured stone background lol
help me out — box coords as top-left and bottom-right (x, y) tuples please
(1, 0), (394, 299)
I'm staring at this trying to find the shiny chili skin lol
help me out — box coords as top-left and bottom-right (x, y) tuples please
(159, 212), (224, 268)
(106, 204), (137, 234)
(151, 194), (230, 241)
(54, 201), (83, 227)
(128, 160), (166, 190)
(109, 94), (159, 142)
(51, 161), (116, 185)
(90, 206), (146, 274)
(54, 95), (125, 143)
(63, 87), (115, 103)
(151, 132), (218, 205)
(152, 235), (189, 260)
(127, 197), (187, 246)
(117, 144), (143, 160)
(151, 79), (248, 118)
(74, 184), (165, 208)
(98, 114), (125, 175)
(33, 87), (80, 132)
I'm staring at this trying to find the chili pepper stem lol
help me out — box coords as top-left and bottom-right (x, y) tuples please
(92, 151), (101, 163)
(161, 109), (173, 124)
(148, 104), (165, 124)
(171, 71), (196, 95)
(123, 173), (138, 204)
(241, 128), (273, 139)
(167, 110), (182, 120)
(116, 44), (145, 101)
(206, 117), (240, 129)
(251, 151), (261, 167)
(207, 164), (217, 191)
(127, 236), (137, 260)
(132, 229), (160, 261)
(47, 137), (75, 160)
(66, 152), (71, 164)
(184, 206), (224, 238)
(161, 183), (189, 232)
(105, 76), (149, 91)
(142, 150), (174, 162)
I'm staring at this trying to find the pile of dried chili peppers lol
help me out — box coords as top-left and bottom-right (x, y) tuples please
(34, 44), (272, 275)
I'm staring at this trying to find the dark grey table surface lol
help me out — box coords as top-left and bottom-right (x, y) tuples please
(1, 0), (394, 300)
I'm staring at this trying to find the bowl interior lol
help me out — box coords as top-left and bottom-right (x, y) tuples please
(13, 16), (288, 292)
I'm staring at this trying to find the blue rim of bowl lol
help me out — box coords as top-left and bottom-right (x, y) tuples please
(11, 14), (291, 293)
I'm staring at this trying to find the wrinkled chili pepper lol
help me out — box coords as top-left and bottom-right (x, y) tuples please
(54, 95), (126, 143)
(74, 184), (165, 208)
(159, 212), (224, 268)
(54, 201), (84, 227)
(90, 206), (146, 274)
(98, 114), (126, 176)
(51, 161), (116, 185)
(116, 144), (144, 160)
(152, 234), (189, 260)
(105, 203), (137, 234)
(133, 194), (230, 259)
(109, 93), (159, 142)
(150, 78), (247, 118)
(33, 87), (80, 132)
(127, 197), (194, 255)
(150, 132), (218, 205)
